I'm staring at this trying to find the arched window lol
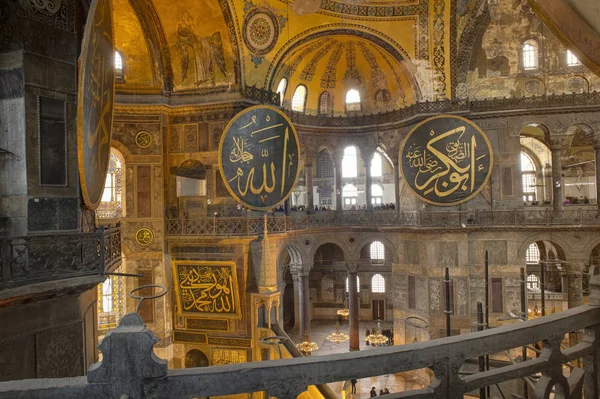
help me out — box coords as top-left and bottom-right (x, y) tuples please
(567, 50), (581, 67)
(522, 40), (538, 70)
(114, 51), (124, 82)
(526, 243), (540, 264)
(371, 184), (383, 205)
(98, 148), (124, 218)
(321, 275), (334, 301)
(372, 274), (385, 293)
(520, 152), (536, 202)
(317, 151), (334, 178)
(346, 89), (361, 112)
(345, 276), (360, 292)
(276, 78), (288, 106)
(370, 241), (385, 263)
(291, 85), (307, 112)
(527, 274), (540, 289)
(319, 91), (332, 115)
(342, 184), (358, 208)
(371, 152), (382, 177)
(342, 146), (358, 177)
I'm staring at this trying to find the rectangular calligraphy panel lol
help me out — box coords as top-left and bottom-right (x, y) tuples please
(172, 261), (241, 319)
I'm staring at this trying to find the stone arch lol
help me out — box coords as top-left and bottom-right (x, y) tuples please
(110, 139), (133, 163)
(518, 122), (552, 147)
(518, 233), (570, 266)
(353, 235), (398, 263)
(310, 238), (349, 266)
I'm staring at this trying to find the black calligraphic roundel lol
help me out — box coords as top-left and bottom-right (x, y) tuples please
(218, 105), (301, 210)
(400, 115), (493, 206)
(77, 0), (115, 210)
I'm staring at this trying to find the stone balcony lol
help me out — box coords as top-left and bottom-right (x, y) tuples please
(165, 208), (600, 237)
(0, 267), (598, 398)
(0, 225), (121, 300)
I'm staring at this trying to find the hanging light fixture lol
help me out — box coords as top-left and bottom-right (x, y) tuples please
(296, 339), (319, 353)
(327, 322), (349, 343)
(337, 296), (350, 317)
(366, 320), (389, 345)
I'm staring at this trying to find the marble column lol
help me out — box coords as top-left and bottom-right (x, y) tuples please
(595, 145), (600, 209)
(334, 155), (343, 213)
(394, 159), (401, 212)
(296, 271), (311, 341)
(348, 270), (360, 351)
(305, 158), (315, 213)
(550, 145), (564, 212)
(365, 163), (373, 212)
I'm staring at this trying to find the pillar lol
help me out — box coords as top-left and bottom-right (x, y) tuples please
(294, 268), (311, 342)
(365, 163), (373, 212)
(594, 144), (600, 209)
(394, 159), (401, 212)
(348, 269), (360, 351)
(334, 154), (343, 213)
(550, 145), (564, 212)
(305, 158), (315, 213)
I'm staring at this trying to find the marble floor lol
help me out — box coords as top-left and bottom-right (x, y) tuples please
(287, 320), (429, 398)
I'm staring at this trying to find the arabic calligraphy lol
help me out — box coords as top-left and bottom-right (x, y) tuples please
(219, 105), (301, 210)
(77, 0), (114, 209)
(173, 262), (241, 317)
(400, 115), (493, 206)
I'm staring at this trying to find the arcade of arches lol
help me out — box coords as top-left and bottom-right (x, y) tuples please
(4, 0), (600, 397)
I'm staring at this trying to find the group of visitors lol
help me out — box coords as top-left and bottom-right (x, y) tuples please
(370, 387), (390, 396)
(346, 203), (396, 211)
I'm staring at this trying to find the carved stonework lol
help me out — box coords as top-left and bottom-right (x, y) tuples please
(429, 279), (440, 314)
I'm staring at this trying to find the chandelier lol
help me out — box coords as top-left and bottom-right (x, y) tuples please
(327, 322), (349, 343)
(296, 339), (319, 353)
(366, 321), (388, 345)
(337, 296), (350, 317)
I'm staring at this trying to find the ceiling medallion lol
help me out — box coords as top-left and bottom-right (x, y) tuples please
(243, 8), (279, 57)
(135, 227), (154, 246)
(135, 131), (152, 148)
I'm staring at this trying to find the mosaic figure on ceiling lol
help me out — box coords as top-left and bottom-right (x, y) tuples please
(176, 10), (227, 87)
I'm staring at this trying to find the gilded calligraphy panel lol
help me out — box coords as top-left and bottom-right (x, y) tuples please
(400, 115), (493, 206)
(77, 0), (115, 209)
(218, 105), (301, 210)
(172, 261), (241, 319)
(211, 348), (248, 365)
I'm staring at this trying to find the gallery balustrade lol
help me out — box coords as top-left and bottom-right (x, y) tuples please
(0, 225), (122, 290)
(165, 208), (600, 236)
(0, 267), (598, 398)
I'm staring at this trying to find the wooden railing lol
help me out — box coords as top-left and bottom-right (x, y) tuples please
(0, 225), (121, 290)
(166, 208), (600, 236)
(0, 267), (598, 398)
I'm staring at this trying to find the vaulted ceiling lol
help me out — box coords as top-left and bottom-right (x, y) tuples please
(111, 0), (455, 104)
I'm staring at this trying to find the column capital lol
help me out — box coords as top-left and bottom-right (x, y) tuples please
(548, 136), (570, 151)
(346, 261), (361, 273)
(290, 263), (312, 276)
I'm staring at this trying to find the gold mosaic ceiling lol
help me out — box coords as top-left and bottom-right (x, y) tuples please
(112, 0), (454, 102)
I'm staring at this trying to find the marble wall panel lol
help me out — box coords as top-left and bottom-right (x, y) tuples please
(429, 278), (441, 315)
(415, 277), (428, 314)
(455, 278), (468, 316)
(469, 277), (485, 316)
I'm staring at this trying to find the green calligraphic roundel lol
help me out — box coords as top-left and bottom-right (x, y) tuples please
(218, 105), (301, 210)
(77, 0), (115, 210)
(400, 115), (494, 206)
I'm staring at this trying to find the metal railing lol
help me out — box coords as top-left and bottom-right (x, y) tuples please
(166, 208), (600, 236)
(0, 271), (598, 398)
(244, 85), (600, 127)
(0, 225), (122, 290)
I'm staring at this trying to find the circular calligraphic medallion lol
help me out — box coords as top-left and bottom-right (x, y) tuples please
(218, 105), (301, 210)
(243, 8), (279, 56)
(135, 227), (154, 246)
(77, 0), (115, 210)
(135, 131), (152, 148)
(399, 115), (493, 206)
